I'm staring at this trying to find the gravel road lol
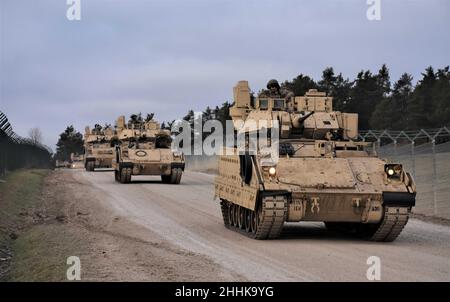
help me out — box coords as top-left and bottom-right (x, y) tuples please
(72, 170), (450, 281)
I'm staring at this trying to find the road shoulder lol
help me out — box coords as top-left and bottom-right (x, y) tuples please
(0, 169), (242, 281)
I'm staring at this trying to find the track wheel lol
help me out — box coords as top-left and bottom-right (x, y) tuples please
(120, 167), (132, 184)
(250, 211), (257, 234)
(229, 204), (235, 226)
(238, 206), (245, 229)
(227, 203), (234, 226)
(220, 200), (230, 227)
(86, 161), (95, 171)
(126, 168), (132, 183)
(175, 168), (182, 184)
(244, 209), (252, 233)
(232, 204), (239, 228)
(234, 204), (240, 227)
(169, 168), (182, 184)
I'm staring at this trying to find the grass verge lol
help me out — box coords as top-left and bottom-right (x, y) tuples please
(0, 169), (68, 281)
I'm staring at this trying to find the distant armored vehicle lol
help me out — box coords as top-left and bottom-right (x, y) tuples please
(55, 160), (70, 169)
(113, 114), (184, 184)
(214, 81), (417, 241)
(84, 124), (116, 171)
(70, 153), (85, 169)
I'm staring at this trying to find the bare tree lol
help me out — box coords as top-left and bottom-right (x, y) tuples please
(28, 127), (43, 145)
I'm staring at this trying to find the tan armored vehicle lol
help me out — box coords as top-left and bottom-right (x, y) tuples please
(55, 160), (70, 169)
(113, 113), (185, 184)
(214, 81), (417, 241)
(84, 124), (116, 171)
(70, 153), (85, 169)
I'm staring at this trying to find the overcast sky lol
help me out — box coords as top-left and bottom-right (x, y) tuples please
(1, 0), (449, 149)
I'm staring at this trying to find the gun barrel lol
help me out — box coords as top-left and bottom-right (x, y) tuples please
(292, 111), (314, 128)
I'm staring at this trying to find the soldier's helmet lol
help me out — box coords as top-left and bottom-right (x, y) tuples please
(267, 79), (280, 90)
(130, 114), (138, 120)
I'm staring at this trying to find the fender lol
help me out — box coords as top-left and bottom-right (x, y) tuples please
(119, 162), (134, 170)
(171, 162), (185, 171)
(382, 192), (416, 207)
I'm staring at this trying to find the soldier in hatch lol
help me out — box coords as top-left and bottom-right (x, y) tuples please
(128, 114), (141, 128)
(93, 124), (102, 135)
(129, 114), (138, 124)
(258, 79), (294, 100)
(146, 113), (155, 122)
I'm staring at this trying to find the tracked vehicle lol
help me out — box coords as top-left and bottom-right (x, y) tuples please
(214, 81), (416, 241)
(113, 114), (184, 184)
(84, 124), (116, 171)
(70, 153), (84, 169)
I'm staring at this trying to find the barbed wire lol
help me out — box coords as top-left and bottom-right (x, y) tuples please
(1, 111), (54, 177)
(359, 127), (450, 145)
(0, 111), (53, 153)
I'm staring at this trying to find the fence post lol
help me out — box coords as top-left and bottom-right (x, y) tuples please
(0, 138), (5, 178)
(411, 141), (416, 177)
(432, 140), (438, 216)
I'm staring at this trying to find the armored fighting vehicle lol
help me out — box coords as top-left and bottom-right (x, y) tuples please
(55, 160), (70, 169)
(214, 81), (416, 241)
(113, 113), (184, 184)
(70, 153), (85, 169)
(84, 124), (116, 171)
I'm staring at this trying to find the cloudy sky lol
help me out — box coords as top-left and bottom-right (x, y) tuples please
(1, 0), (449, 149)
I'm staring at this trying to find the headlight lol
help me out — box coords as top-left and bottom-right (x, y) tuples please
(385, 164), (402, 178)
(268, 167), (277, 176)
(172, 151), (183, 157)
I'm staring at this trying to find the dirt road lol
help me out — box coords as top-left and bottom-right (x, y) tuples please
(71, 169), (450, 281)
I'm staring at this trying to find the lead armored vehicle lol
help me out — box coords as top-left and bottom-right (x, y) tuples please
(113, 114), (184, 184)
(84, 124), (116, 171)
(214, 81), (417, 241)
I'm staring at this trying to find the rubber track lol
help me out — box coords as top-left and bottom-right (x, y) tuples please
(220, 195), (287, 240)
(369, 206), (410, 242)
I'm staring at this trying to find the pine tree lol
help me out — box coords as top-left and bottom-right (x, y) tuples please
(318, 67), (352, 112)
(55, 126), (84, 161)
(370, 73), (413, 129)
(430, 66), (450, 127)
(318, 67), (336, 96)
(377, 64), (391, 97)
(349, 70), (379, 129)
(283, 74), (317, 96)
(407, 66), (436, 129)
(392, 73), (414, 129)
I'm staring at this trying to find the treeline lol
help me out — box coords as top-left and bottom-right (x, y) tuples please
(176, 65), (450, 131)
(54, 65), (449, 159)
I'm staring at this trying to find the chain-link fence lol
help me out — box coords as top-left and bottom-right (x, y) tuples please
(0, 111), (53, 178)
(361, 128), (450, 219)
